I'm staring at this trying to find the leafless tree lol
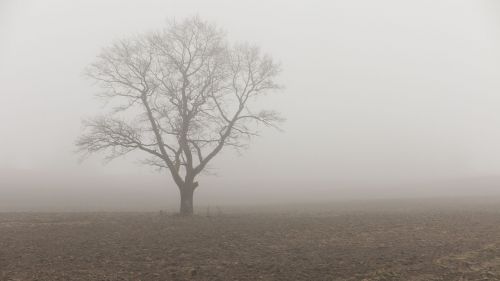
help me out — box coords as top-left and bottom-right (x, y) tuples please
(77, 17), (283, 215)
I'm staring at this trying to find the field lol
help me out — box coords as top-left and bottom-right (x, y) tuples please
(2, 199), (500, 281)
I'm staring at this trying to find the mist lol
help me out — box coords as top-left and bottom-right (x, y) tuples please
(2, 0), (500, 211)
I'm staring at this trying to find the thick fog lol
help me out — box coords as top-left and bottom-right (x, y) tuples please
(2, 0), (500, 211)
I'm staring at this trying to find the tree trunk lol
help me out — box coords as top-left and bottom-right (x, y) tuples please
(179, 186), (194, 216)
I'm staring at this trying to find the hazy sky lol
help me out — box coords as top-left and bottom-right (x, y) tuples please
(2, 0), (500, 187)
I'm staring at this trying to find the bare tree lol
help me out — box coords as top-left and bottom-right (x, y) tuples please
(77, 17), (283, 215)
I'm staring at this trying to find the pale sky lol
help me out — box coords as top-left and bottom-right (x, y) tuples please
(2, 0), (500, 189)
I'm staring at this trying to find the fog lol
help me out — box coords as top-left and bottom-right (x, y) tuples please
(2, 0), (500, 211)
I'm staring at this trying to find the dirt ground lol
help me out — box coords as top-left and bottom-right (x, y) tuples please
(2, 199), (500, 281)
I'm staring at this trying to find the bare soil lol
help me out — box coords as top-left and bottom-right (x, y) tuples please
(2, 200), (500, 280)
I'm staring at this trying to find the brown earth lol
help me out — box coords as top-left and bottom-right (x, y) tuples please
(2, 200), (500, 280)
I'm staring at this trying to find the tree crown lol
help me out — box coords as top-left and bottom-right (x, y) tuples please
(77, 17), (283, 187)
